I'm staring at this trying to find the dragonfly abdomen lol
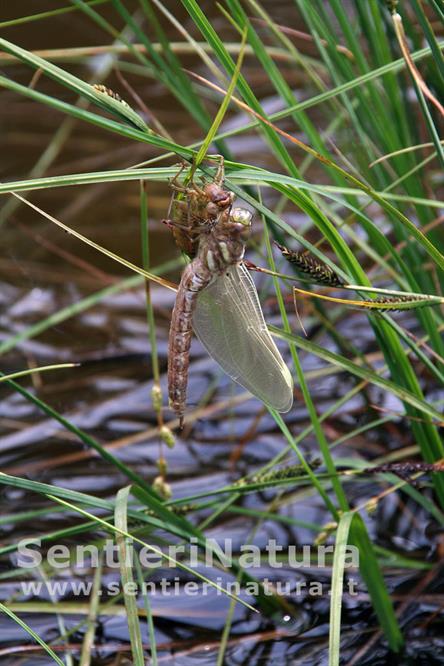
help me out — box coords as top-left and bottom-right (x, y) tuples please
(168, 260), (212, 424)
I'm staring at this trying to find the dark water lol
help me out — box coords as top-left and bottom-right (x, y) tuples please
(1, 2), (444, 664)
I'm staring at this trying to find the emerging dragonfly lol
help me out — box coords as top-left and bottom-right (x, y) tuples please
(165, 165), (294, 426)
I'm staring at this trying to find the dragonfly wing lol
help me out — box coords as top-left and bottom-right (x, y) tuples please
(193, 263), (293, 412)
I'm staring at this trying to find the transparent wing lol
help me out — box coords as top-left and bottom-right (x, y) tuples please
(193, 263), (293, 412)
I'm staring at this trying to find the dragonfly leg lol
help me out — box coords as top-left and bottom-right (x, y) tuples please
(165, 182), (183, 220)
(213, 155), (225, 185)
(169, 162), (187, 189)
(189, 180), (206, 198)
(162, 217), (201, 236)
(198, 154), (225, 185)
(169, 182), (189, 195)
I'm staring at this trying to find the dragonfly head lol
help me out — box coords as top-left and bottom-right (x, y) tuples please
(229, 207), (253, 241)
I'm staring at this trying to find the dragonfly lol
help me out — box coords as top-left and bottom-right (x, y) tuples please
(166, 168), (294, 427)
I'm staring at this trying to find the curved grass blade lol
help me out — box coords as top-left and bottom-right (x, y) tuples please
(91, 83), (148, 132)
(0, 602), (64, 666)
(0, 377), (158, 502)
(349, 515), (403, 652)
(115, 486), (145, 666)
(193, 27), (247, 171)
(0, 36), (150, 133)
(0, 1), (109, 29)
(271, 326), (444, 426)
(293, 285), (443, 311)
(329, 512), (354, 666)
(0, 363), (76, 382)
(9, 192), (177, 291)
(134, 556), (158, 665)
(48, 494), (257, 612)
(79, 553), (103, 666)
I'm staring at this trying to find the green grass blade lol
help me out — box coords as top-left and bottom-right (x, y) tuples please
(0, 364), (76, 382)
(0, 0), (109, 29)
(1, 376), (158, 501)
(79, 554), (103, 666)
(0, 602), (65, 666)
(48, 495), (257, 612)
(134, 556), (158, 665)
(272, 326), (444, 425)
(349, 515), (403, 651)
(115, 486), (145, 665)
(329, 512), (354, 666)
(194, 27), (247, 169)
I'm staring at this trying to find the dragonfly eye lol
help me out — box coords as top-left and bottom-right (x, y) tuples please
(229, 207), (252, 239)
(230, 207), (252, 227)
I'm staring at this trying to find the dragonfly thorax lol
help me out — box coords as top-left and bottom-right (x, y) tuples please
(203, 235), (245, 274)
(200, 207), (252, 274)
